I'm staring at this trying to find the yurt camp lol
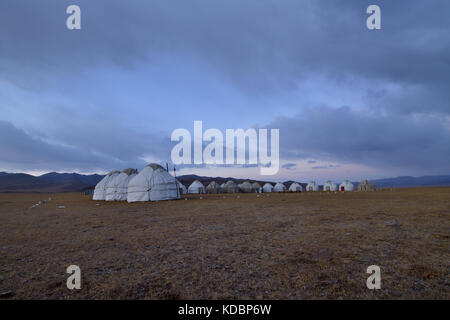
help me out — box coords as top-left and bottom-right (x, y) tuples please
(273, 182), (287, 192)
(323, 180), (337, 192)
(105, 168), (138, 201)
(206, 181), (221, 194)
(306, 181), (319, 192)
(288, 182), (303, 192)
(262, 183), (273, 193)
(222, 180), (239, 193)
(357, 179), (376, 191)
(239, 181), (254, 193)
(339, 180), (354, 191)
(127, 164), (180, 202)
(93, 171), (120, 200)
(188, 180), (206, 194)
(252, 182), (261, 193)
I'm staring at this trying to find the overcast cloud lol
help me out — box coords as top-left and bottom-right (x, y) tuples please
(0, 0), (449, 179)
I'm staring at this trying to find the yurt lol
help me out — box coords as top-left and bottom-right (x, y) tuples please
(306, 181), (319, 191)
(239, 181), (254, 193)
(176, 180), (187, 195)
(220, 183), (226, 191)
(222, 180), (239, 193)
(323, 180), (337, 192)
(252, 182), (261, 193)
(288, 182), (303, 192)
(188, 180), (206, 194)
(339, 180), (354, 191)
(93, 171), (120, 200)
(105, 168), (138, 201)
(206, 181), (221, 194)
(127, 164), (180, 202)
(273, 182), (286, 192)
(262, 183), (273, 193)
(357, 179), (376, 191)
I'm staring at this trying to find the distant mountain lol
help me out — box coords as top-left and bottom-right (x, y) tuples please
(371, 175), (450, 188)
(0, 172), (104, 193)
(0, 171), (449, 193)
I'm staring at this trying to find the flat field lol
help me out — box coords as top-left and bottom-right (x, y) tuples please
(0, 187), (449, 299)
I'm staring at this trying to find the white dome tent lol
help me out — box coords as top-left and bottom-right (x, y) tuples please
(93, 171), (120, 200)
(105, 168), (138, 201)
(288, 182), (303, 192)
(323, 180), (337, 192)
(206, 181), (221, 194)
(306, 181), (319, 192)
(127, 164), (180, 202)
(239, 181), (254, 193)
(188, 180), (206, 194)
(273, 182), (286, 192)
(262, 183), (273, 193)
(339, 180), (354, 191)
(222, 180), (239, 193)
(252, 182), (261, 193)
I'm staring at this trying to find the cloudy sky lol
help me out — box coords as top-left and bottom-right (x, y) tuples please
(1, 0), (449, 182)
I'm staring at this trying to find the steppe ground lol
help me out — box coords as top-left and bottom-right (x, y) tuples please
(0, 187), (449, 299)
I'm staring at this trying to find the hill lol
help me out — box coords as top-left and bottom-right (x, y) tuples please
(0, 172), (104, 193)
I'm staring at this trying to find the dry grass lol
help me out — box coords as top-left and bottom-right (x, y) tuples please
(0, 187), (449, 299)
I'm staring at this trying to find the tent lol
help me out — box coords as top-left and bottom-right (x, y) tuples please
(127, 164), (180, 202)
(339, 180), (354, 191)
(106, 168), (138, 201)
(176, 180), (187, 195)
(273, 182), (286, 192)
(262, 183), (273, 193)
(252, 182), (261, 193)
(323, 180), (337, 192)
(306, 181), (319, 191)
(93, 171), (120, 200)
(357, 179), (376, 191)
(188, 180), (206, 194)
(206, 181), (221, 194)
(288, 182), (303, 192)
(239, 181), (254, 193)
(222, 180), (239, 193)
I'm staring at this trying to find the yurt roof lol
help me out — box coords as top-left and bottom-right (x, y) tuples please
(122, 168), (138, 175)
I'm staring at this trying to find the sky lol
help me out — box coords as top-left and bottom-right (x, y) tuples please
(0, 0), (449, 183)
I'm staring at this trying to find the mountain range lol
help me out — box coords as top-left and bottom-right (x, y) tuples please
(0, 172), (449, 193)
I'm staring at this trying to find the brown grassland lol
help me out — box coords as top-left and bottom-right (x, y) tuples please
(0, 187), (449, 299)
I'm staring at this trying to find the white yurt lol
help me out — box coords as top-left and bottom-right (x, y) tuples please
(222, 180), (239, 193)
(273, 182), (287, 192)
(206, 181), (221, 194)
(239, 181), (254, 193)
(252, 182), (261, 193)
(339, 180), (354, 191)
(306, 181), (319, 191)
(188, 180), (206, 194)
(357, 179), (376, 191)
(323, 180), (337, 192)
(127, 164), (180, 202)
(176, 180), (187, 195)
(220, 183), (226, 191)
(262, 183), (273, 193)
(288, 182), (303, 192)
(93, 171), (120, 200)
(105, 168), (138, 201)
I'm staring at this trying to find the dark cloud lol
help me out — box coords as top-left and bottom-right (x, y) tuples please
(272, 106), (450, 174)
(0, 121), (169, 172)
(282, 163), (296, 170)
(0, 1), (449, 175)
